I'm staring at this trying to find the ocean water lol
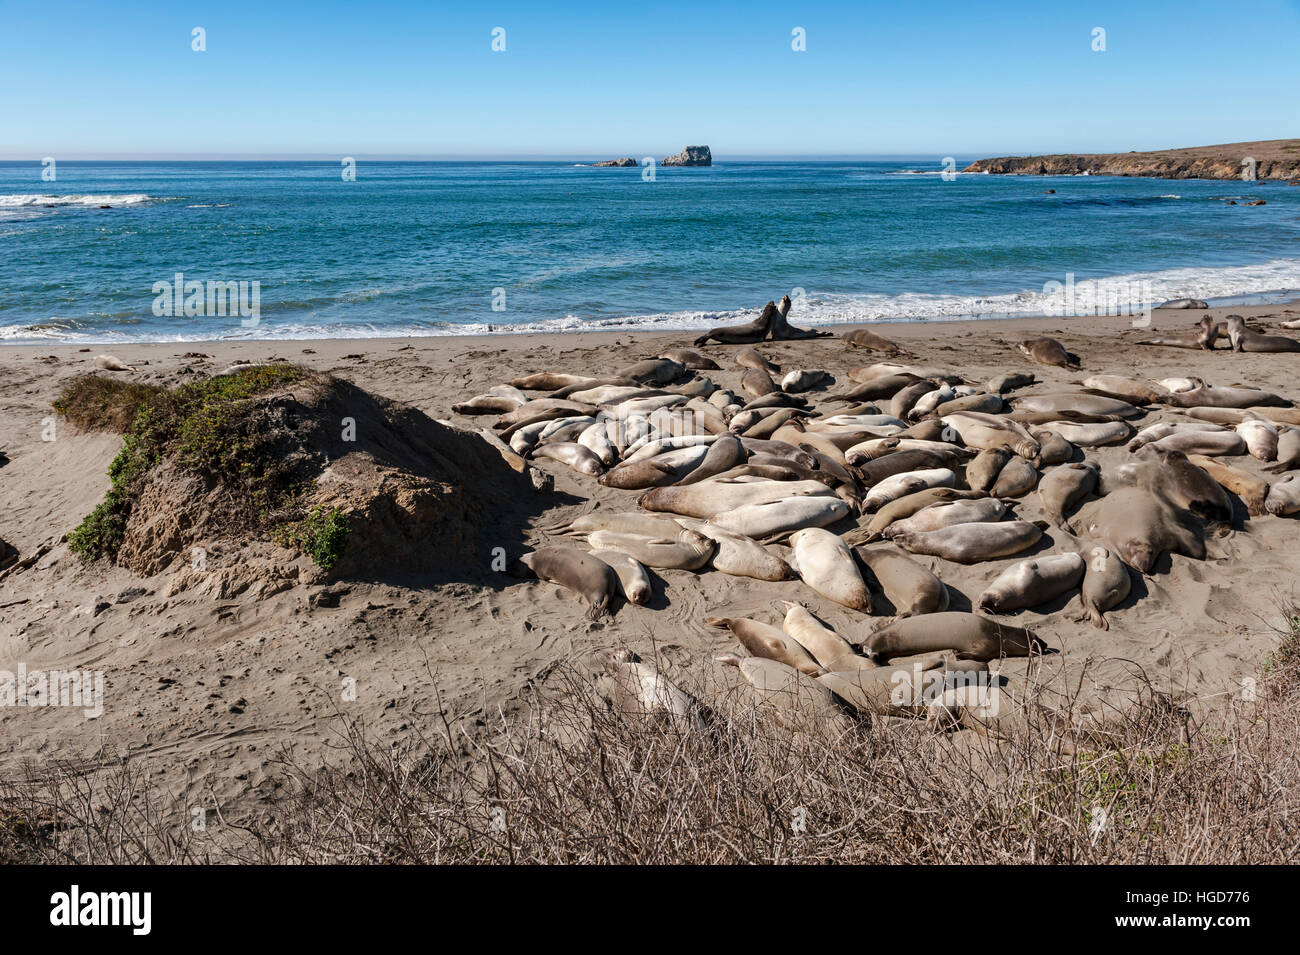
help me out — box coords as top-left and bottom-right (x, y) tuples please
(2, 159), (1298, 343)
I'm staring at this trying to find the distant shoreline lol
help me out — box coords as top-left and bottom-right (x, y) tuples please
(965, 138), (1300, 181)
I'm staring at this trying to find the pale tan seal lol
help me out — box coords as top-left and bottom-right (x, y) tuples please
(674, 519), (795, 581)
(1267, 426), (1300, 472)
(518, 548), (620, 618)
(780, 602), (858, 670)
(849, 487), (984, 543)
(586, 528), (716, 570)
(882, 498), (1010, 538)
(1185, 454), (1268, 515)
(597, 649), (706, 729)
(734, 346), (780, 374)
(1137, 314), (1218, 350)
(863, 468), (957, 511)
(851, 544), (948, 616)
(1018, 337), (1080, 370)
(989, 455), (1038, 497)
(1037, 461), (1098, 525)
(715, 654), (855, 734)
(843, 327), (904, 353)
(1073, 545), (1131, 630)
(657, 346), (721, 370)
(977, 553), (1084, 613)
(531, 441), (607, 476)
(708, 495), (851, 538)
(708, 617), (825, 676)
(887, 520), (1046, 564)
(1030, 430), (1074, 466)
(1110, 447), (1232, 523)
(639, 477), (835, 519)
(866, 612), (1045, 662)
(1225, 315), (1300, 352)
(965, 447), (1013, 494)
(1164, 382), (1290, 409)
(588, 551), (653, 605)
(740, 367), (779, 398)
(1012, 393), (1141, 418)
(1237, 414), (1279, 461)
(1265, 474), (1300, 516)
(788, 528), (873, 610)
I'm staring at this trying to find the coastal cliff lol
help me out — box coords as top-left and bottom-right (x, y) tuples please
(963, 139), (1300, 181)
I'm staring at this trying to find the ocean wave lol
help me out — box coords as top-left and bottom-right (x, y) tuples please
(0, 193), (160, 208)
(3, 258), (1298, 344)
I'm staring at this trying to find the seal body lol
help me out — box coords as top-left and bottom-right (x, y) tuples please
(866, 612), (1044, 662)
(977, 553), (1085, 613)
(519, 548), (620, 618)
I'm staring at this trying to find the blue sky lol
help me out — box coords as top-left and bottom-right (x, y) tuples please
(2, 0), (1297, 158)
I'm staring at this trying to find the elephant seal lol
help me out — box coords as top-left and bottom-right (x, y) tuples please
(1069, 487), (1205, 573)
(454, 393), (523, 415)
(1267, 426), (1300, 472)
(532, 441), (607, 476)
(771, 294), (832, 340)
(1037, 420), (1134, 447)
(889, 380), (940, 419)
(1137, 315), (1218, 350)
(1018, 337), (1080, 370)
(597, 649), (707, 729)
(990, 455), (1038, 497)
(735, 347), (780, 374)
(1081, 375), (1167, 405)
(966, 447), (1013, 494)
(863, 468), (956, 511)
(586, 528), (716, 571)
(856, 448), (968, 485)
(709, 496), (851, 538)
(941, 411), (1040, 459)
(519, 548), (620, 618)
(708, 617), (825, 676)
(509, 372), (601, 391)
(658, 347), (721, 370)
(852, 545), (948, 616)
(1226, 315), (1300, 353)
(977, 553), (1084, 613)
(1073, 545), (1131, 630)
(932, 393), (1005, 417)
(739, 368), (779, 398)
(673, 433), (746, 486)
(781, 369), (831, 394)
(888, 520), (1046, 564)
(1185, 454), (1269, 516)
(780, 602), (858, 670)
(1128, 420), (1224, 452)
(715, 654), (854, 734)
(1012, 393), (1141, 418)
(1030, 430), (1074, 467)
(788, 529), (873, 610)
(987, 371), (1037, 395)
(1266, 474), (1300, 516)
(640, 477), (834, 519)
(1148, 429), (1246, 457)
(1164, 382), (1290, 409)
(1157, 298), (1208, 309)
(883, 498), (1010, 537)
(850, 487), (984, 543)
(843, 328), (904, 353)
(1237, 414), (1279, 461)
(588, 550), (652, 605)
(93, 354), (132, 371)
(616, 358), (686, 385)
(1110, 447), (1232, 523)
(675, 519), (795, 581)
(566, 511), (684, 538)
(1038, 461), (1098, 525)
(694, 303), (776, 346)
(866, 612), (1045, 662)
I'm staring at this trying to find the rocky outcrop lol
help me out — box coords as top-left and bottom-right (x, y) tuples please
(963, 139), (1300, 181)
(593, 157), (637, 167)
(661, 145), (712, 167)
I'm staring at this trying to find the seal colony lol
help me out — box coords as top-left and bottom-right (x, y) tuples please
(448, 303), (1300, 734)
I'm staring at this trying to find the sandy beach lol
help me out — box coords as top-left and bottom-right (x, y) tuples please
(3, 299), (1299, 822)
